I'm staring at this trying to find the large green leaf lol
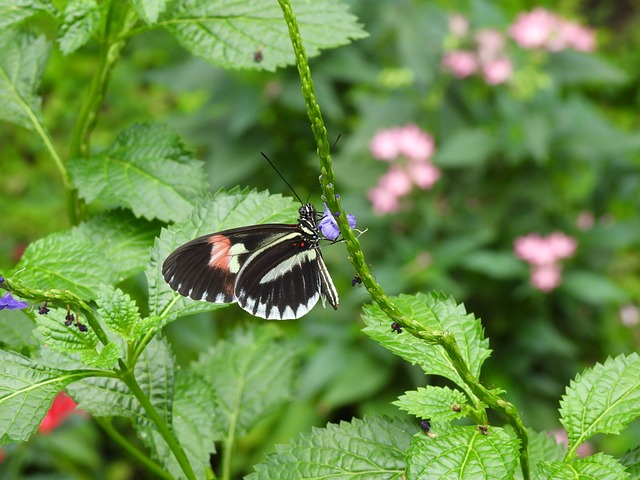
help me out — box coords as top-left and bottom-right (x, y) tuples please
(13, 211), (160, 300)
(193, 324), (296, 437)
(130, 0), (167, 24)
(0, 350), (85, 444)
(407, 426), (520, 479)
(97, 285), (141, 342)
(248, 416), (417, 479)
(537, 453), (629, 480)
(559, 353), (640, 454)
(161, 0), (367, 71)
(362, 292), (491, 399)
(146, 189), (298, 320)
(0, 30), (49, 129)
(394, 386), (467, 422)
(68, 123), (208, 223)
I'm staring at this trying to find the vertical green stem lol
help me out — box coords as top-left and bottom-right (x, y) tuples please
(277, 1), (529, 479)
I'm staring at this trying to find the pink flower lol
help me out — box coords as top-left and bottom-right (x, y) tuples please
(558, 21), (596, 52)
(370, 129), (401, 161)
(531, 263), (562, 292)
(408, 161), (440, 189)
(552, 429), (594, 457)
(475, 29), (505, 62)
(367, 186), (401, 215)
(379, 167), (413, 196)
(576, 211), (594, 231)
(448, 14), (469, 38)
(481, 57), (513, 85)
(509, 8), (559, 49)
(395, 124), (435, 162)
(39, 391), (82, 434)
(441, 50), (479, 78)
(546, 232), (577, 260)
(619, 304), (640, 327)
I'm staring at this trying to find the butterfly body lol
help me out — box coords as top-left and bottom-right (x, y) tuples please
(162, 204), (339, 320)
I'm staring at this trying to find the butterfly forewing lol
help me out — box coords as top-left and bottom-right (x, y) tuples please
(161, 204), (339, 320)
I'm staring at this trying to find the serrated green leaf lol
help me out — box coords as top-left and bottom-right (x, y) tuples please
(538, 453), (630, 480)
(248, 416), (417, 480)
(193, 324), (296, 437)
(67, 336), (174, 426)
(620, 447), (640, 478)
(68, 123), (208, 222)
(130, 0), (167, 24)
(559, 353), (640, 454)
(146, 189), (299, 320)
(161, 0), (367, 72)
(97, 285), (141, 341)
(407, 425), (520, 479)
(80, 342), (120, 369)
(13, 212), (160, 300)
(393, 386), (467, 422)
(518, 430), (564, 480)
(141, 370), (218, 479)
(0, 30), (49, 130)
(35, 307), (99, 352)
(0, 310), (37, 350)
(0, 0), (53, 30)
(362, 292), (491, 399)
(0, 350), (84, 444)
(57, 0), (102, 55)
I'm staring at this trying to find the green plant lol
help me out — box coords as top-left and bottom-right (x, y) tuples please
(1, 1), (639, 479)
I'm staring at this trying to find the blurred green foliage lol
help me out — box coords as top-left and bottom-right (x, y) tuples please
(1, 0), (640, 477)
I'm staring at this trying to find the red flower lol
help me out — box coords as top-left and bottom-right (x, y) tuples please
(38, 391), (81, 434)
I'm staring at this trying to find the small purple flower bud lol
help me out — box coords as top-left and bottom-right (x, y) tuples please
(0, 293), (28, 310)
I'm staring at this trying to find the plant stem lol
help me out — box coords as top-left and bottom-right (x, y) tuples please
(118, 359), (196, 480)
(278, 1), (530, 478)
(95, 416), (174, 480)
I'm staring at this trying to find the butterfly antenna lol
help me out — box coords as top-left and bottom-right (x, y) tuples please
(261, 152), (304, 205)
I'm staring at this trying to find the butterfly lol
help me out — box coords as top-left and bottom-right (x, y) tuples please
(162, 203), (340, 320)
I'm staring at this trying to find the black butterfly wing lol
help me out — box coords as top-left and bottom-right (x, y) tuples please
(234, 234), (334, 319)
(162, 224), (297, 305)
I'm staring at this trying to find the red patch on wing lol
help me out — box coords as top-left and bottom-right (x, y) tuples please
(208, 234), (232, 270)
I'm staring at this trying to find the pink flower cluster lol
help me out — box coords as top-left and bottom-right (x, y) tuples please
(514, 232), (577, 292)
(509, 8), (596, 52)
(442, 9), (595, 84)
(368, 124), (440, 214)
(442, 24), (513, 85)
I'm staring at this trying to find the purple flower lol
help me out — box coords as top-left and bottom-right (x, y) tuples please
(319, 204), (356, 241)
(0, 293), (28, 310)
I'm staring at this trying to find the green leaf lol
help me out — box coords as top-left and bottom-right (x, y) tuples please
(0, 310), (37, 350)
(0, 350), (82, 444)
(620, 447), (640, 478)
(13, 212), (160, 300)
(0, 0), (53, 29)
(161, 0), (367, 72)
(35, 307), (99, 352)
(549, 50), (627, 86)
(362, 292), (491, 399)
(248, 416), (417, 479)
(141, 370), (218, 479)
(193, 324), (296, 437)
(80, 342), (120, 369)
(57, 0), (102, 55)
(97, 285), (141, 341)
(520, 430), (564, 480)
(130, 0), (167, 24)
(0, 30), (49, 130)
(561, 271), (629, 305)
(67, 336), (174, 425)
(461, 251), (527, 280)
(559, 353), (640, 455)
(433, 128), (496, 167)
(146, 189), (298, 320)
(68, 123), (208, 223)
(407, 426), (520, 479)
(538, 453), (630, 480)
(393, 386), (467, 422)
